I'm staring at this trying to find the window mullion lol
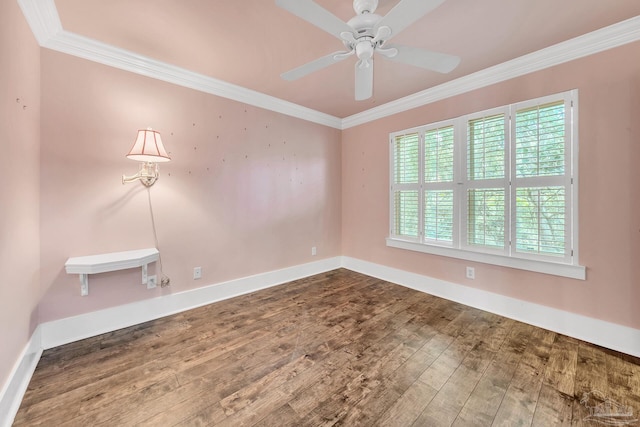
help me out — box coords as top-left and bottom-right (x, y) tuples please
(454, 116), (465, 250)
(418, 132), (425, 243)
(508, 105), (516, 257)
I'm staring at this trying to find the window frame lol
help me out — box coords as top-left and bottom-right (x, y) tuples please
(387, 90), (585, 280)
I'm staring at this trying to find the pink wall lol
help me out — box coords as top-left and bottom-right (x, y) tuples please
(39, 51), (342, 322)
(0, 0), (41, 393)
(342, 41), (640, 329)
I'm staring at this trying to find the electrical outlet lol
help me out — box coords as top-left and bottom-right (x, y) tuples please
(161, 277), (171, 287)
(147, 275), (157, 289)
(466, 267), (475, 280)
(311, 246), (317, 256)
(193, 267), (202, 280)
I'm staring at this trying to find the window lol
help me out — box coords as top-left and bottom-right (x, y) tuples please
(388, 90), (584, 279)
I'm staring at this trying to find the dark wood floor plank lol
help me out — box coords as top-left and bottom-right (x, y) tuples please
(13, 269), (640, 427)
(379, 379), (439, 426)
(452, 318), (523, 427)
(531, 384), (573, 427)
(491, 327), (556, 427)
(531, 334), (580, 426)
(412, 310), (507, 426)
(544, 334), (579, 396)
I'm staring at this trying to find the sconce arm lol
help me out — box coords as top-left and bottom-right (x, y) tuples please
(122, 162), (159, 187)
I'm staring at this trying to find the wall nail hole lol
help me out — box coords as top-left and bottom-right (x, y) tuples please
(16, 98), (20, 103)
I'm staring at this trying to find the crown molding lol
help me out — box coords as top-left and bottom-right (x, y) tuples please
(342, 15), (640, 129)
(17, 0), (62, 45)
(17, 0), (640, 131)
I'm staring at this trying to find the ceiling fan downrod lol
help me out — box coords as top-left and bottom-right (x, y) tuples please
(353, 0), (378, 15)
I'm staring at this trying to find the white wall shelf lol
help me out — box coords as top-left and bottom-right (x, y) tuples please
(64, 248), (159, 296)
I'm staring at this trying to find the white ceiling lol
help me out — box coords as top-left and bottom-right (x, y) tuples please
(19, 0), (640, 126)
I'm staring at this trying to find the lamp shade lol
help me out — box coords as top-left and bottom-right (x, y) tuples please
(126, 128), (171, 163)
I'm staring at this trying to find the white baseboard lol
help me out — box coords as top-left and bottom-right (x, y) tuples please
(0, 326), (43, 427)
(341, 256), (640, 358)
(40, 256), (342, 349)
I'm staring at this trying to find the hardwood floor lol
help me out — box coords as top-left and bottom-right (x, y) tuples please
(13, 269), (640, 426)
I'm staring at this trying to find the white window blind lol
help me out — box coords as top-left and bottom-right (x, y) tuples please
(512, 98), (571, 259)
(389, 90), (580, 277)
(392, 133), (420, 239)
(424, 125), (455, 244)
(467, 114), (505, 181)
(463, 110), (509, 254)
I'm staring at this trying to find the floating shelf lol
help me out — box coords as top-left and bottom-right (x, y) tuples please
(65, 248), (159, 296)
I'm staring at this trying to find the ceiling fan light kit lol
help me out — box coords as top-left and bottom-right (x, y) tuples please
(277, 0), (460, 101)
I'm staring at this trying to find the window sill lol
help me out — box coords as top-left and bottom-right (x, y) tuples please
(386, 238), (586, 280)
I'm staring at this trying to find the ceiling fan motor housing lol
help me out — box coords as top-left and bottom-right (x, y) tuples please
(347, 13), (382, 37)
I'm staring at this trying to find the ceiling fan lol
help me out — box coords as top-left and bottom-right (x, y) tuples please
(276, 0), (460, 101)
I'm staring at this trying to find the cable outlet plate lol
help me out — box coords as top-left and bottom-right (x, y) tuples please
(193, 267), (202, 280)
(147, 275), (157, 289)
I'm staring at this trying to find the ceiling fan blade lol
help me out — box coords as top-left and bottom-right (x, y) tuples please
(276, 0), (354, 40)
(355, 59), (373, 101)
(382, 44), (460, 73)
(281, 50), (353, 81)
(375, 0), (445, 41)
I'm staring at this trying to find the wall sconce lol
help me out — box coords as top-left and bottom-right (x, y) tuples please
(122, 128), (171, 187)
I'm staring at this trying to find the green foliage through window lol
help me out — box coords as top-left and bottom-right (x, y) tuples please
(425, 190), (453, 242)
(516, 102), (565, 177)
(468, 115), (505, 180)
(394, 190), (419, 237)
(467, 189), (505, 248)
(394, 133), (419, 184)
(516, 187), (565, 255)
(425, 126), (454, 183)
